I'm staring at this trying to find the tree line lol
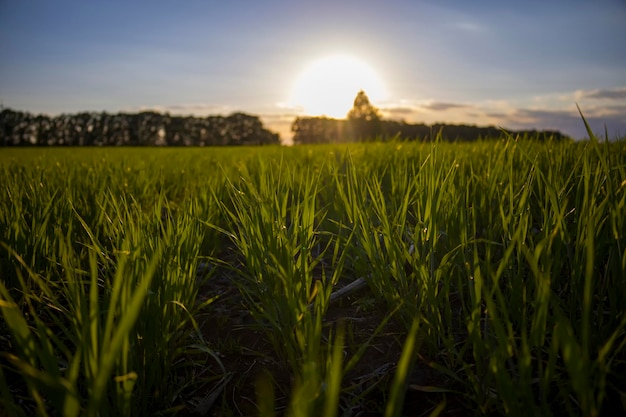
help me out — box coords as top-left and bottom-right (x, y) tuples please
(0, 91), (568, 146)
(292, 90), (568, 144)
(291, 117), (568, 144)
(0, 109), (280, 146)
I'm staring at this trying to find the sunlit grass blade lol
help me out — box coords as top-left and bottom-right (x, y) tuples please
(385, 318), (420, 417)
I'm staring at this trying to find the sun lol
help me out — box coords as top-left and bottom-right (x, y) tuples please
(289, 54), (387, 119)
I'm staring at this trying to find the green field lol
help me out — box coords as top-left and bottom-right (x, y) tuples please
(1, 136), (625, 416)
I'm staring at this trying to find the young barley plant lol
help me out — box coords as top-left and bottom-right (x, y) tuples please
(0, 150), (226, 416)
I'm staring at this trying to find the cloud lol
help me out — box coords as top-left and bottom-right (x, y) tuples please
(422, 102), (471, 111)
(124, 103), (233, 116)
(484, 112), (507, 118)
(452, 22), (487, 33)
(489, 107), (626, 139)
(606, 104), (626, 113)
(383, 107), (416, 115)
(163, 103), (233, 115)
(275, 102), (305, 113)
(514, 108), (579, 124)
(382, 100), (473, 116)
(578, 87), (626, 100)
(259, 113), (298, 122)
(381, 95), (626, 139)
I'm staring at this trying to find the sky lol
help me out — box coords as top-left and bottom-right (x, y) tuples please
(1, 0), (625, 141)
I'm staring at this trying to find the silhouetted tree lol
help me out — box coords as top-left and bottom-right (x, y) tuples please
(347, 90), (382, 141)
(347, 90), (381, 122)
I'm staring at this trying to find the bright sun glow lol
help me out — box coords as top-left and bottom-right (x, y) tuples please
(289, 55), (387, 119)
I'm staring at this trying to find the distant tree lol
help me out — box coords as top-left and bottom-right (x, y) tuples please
(347, 90), (382, 141)
(347, 90), (381, 122)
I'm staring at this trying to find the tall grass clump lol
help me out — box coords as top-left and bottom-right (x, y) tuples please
(325, 135), (626, 416)
(438, 136), (626, 416)
(330, 141), (460, 343)
(210, 156), (353, 407)
(0, 149), (227, 416)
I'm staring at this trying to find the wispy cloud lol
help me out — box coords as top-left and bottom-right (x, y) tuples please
(376, 91), (626, 139)
(578, 87), (626, 100)
(484, 112), (508, 118)
(451, 21), (487, 33)
(422, 102), (471, 111)
(606, 104), (626, 113)
(381, 102), (471, 119)
(382, 107), (416, 116)
(483, 107), (626, 139)
(161, 103), (233, 115)
(123, 103), (231, 115)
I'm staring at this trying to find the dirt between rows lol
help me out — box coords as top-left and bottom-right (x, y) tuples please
(192, 256), (464, 417)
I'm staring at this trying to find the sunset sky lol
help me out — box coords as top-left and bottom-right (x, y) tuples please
(1, 0), (625, 141)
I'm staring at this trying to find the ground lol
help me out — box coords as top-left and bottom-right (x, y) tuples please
(192, 245), (465, 417)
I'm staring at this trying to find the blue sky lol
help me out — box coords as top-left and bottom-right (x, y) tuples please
(1, 0), (625, 140)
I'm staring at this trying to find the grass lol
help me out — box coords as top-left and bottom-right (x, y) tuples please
(0, 134), (625, 416)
